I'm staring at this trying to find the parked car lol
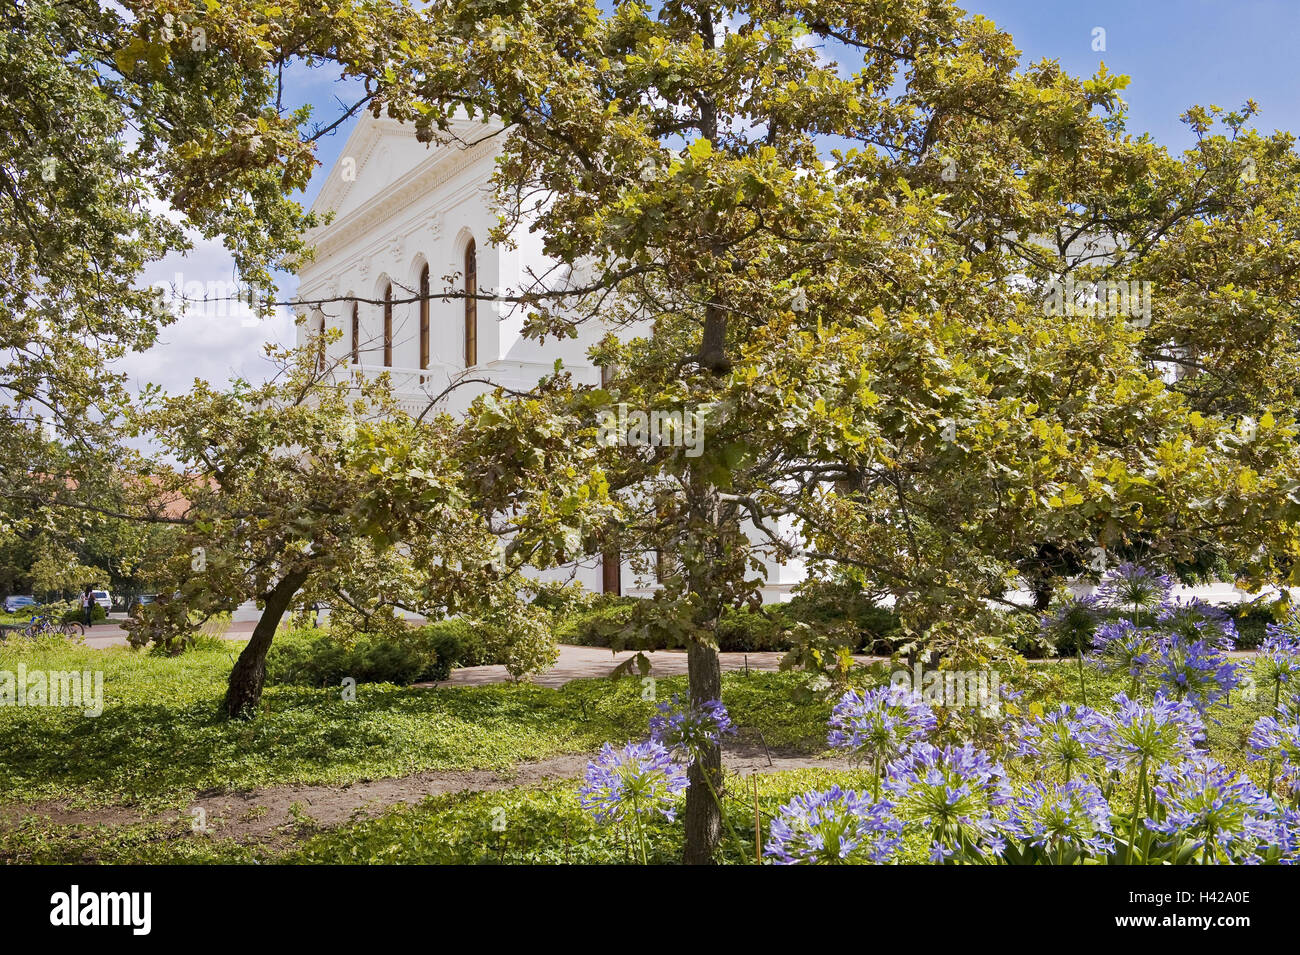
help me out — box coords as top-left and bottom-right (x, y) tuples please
(129, 594), (158, 614)
(90, 589), (112, 611)
(3, 595), (36, 614)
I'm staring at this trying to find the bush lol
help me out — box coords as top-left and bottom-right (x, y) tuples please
(57, 601), (106, 624)
(1227, 599), (1286, 650)
(554, 600), (636, 647)
(550, 589), (898, 655)
(783, 582), (901, 653)
(266, 623), (468, 687)
(716, 607), (786, 652)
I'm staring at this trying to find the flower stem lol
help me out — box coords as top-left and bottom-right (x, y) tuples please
(1125, 756), (1148, 865)
(631, 792), (648, 865)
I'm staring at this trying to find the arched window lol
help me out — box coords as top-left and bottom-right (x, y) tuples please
(419, 264), (430, 370)
(350, 302), (359, 365)
(464, 239), (477, 367)
(383, 283), (393, 367)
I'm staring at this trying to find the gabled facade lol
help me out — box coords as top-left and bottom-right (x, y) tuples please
(296, 114), (805, 601)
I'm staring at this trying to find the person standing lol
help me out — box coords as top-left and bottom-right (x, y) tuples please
(82, 585), (94, 627)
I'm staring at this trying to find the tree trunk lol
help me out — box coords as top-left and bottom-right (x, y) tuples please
(682, 465), (727, 863)
(683, 638), (724, 864)
(680, 0), (731, 866)
(222, 567), (310, 719)
(1032, 580), (1052, 612)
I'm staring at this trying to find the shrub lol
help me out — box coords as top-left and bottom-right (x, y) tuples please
(716, 607), (785, 652)
(551, 588), (899, 654)
(266, 624), (466, 687)
(46, 600), (106, 624)
(1228, 598), (1286, 650)
(554, 600), (636, 648)
(784, 582), (901, 653)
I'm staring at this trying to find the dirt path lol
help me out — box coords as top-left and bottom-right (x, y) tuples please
(0, 743), (855, 845)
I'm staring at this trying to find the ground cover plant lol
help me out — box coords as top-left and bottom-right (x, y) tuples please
(1, 566), (1296, 864)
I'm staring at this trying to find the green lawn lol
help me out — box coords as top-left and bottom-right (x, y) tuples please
(0, 636), (1279, 864)
(0, 638), (832, 812)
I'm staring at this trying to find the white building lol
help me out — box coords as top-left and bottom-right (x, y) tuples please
(295, 113), (806, 601)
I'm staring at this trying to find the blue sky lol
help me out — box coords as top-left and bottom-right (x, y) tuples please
(127, 1), (1300, 395)
(967, 0), (1300, 151)
(293, 0), (1300, 205)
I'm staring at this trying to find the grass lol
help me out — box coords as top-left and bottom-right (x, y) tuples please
(0, 638), (832, 812)
(0, 634), (1283, 864)
(0, 769), (880, 865)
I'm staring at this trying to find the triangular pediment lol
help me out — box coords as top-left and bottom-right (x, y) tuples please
(310, 112), (502, 223)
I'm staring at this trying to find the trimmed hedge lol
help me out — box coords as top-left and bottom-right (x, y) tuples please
(266, 621), (475, 687)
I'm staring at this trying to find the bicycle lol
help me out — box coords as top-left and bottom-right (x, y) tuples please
(16, 614), (85, 638)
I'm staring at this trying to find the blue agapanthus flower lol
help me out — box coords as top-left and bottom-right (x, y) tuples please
(765, 786), (904, 865)
(1247, 710), (1300, 783)
(579, 741), (687, 824)
(1005, 779), (1115, 859)
(648, 695), (735, 764)
(1090, 619), (1157, 680)
(1146, 757), (1274, 862)
(1015, 704), (1106, 779)
(1156, 598), (1238, 649)
(1261, 617), (1300, 672)
(1151, 632), (1239, 716)
(1254, 806), (1300, 864)
(1097, 563), (1174, 614)
(885, 742), (1013, 861)
(1258, 619), (1300, 719)
(1039, 593), (1101, 652)
(827, 684), (936, 767)
(1095, 692), (1205, 773)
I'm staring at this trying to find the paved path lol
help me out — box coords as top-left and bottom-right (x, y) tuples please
(78, 619), (255, 648)
(430, 645), (814, 689)
(70, 620), (859, 687)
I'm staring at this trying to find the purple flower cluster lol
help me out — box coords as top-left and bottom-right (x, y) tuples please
(649, 695), (735, 765)
(1098, 563), (1174, 615)
(765, 786), (904, 865)
(579, 741), (687, 824)
(1091, 619), (1157, 680)
(1005, 779), (1115, 858)
(1095, 692), (1205, 773)
(1256, 807), (1300, 864)
(1146, 758), (1274, 862)
(1157, 598), (1238, 649)
(1258, 619), (1300, 718)
(1151, 628), (1239, 716)
(1085, 570), (1240, 715)
(885, 743), (1013, 861)
(1248, 710), (1300, 784)
(1038, 593), (1101, 651)
(1016, 704), (1106, 778)
(827, 684), (936, 767)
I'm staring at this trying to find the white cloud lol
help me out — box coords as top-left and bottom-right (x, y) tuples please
(115, 234), (297, 398)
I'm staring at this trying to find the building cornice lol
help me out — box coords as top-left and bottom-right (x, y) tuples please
(302, 122), (501, 278)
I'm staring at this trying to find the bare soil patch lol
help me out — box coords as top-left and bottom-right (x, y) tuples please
(0, 743), (854, 846)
